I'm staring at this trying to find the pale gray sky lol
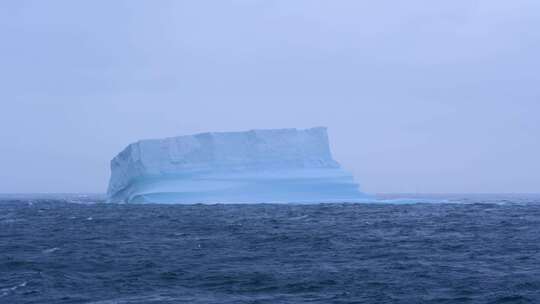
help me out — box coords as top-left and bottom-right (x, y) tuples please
(1, 0), (539, 193)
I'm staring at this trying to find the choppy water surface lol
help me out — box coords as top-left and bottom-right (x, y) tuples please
(1, 194), (540, 303)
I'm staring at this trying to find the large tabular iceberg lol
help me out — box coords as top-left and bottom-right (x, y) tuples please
(107, 127), (366, 203)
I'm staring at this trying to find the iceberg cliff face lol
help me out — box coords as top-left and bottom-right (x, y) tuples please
(107, 127), (366, 203)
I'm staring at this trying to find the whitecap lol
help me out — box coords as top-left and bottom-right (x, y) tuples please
(86, 294), (179, 304)
(0, 281), (27, 298)
(289, 215), (309, 221)
(43, 247), (60, 254)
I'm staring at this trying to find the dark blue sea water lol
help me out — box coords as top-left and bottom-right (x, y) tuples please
(1, 194), (540, 304)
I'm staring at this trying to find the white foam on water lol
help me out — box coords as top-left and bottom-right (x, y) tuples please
(289, 215), (309, 221)
(86, 294), (183, 304)
(0, 282), (27, 298)
(43, 247), (60, 254)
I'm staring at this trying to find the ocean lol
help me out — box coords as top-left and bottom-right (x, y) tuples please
(1, 194), (539, 303)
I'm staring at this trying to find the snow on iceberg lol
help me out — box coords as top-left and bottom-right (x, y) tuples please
(106, 127), (366, 203)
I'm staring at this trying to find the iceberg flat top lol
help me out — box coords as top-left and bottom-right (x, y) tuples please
(107, 127), (365, 203)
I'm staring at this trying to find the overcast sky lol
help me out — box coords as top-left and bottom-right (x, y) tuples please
(1, 0), (539, 194)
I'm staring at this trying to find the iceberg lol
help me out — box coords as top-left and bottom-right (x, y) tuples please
(106, 127), (366, 203)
